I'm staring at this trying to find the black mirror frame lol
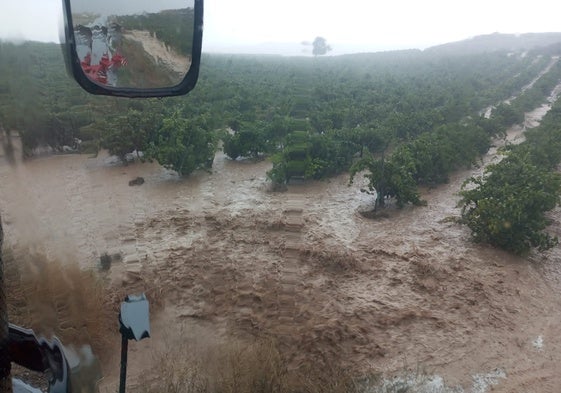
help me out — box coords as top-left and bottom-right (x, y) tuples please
(61, 0), (203, 98)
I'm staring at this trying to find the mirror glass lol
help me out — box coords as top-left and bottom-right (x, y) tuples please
(70, 0), (195, 89)
(120, 294), (150, 341)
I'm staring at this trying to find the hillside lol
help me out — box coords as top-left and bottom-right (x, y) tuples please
(426, 32), (561, 55)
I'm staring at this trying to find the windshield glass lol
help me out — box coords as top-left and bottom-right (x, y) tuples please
(1, 1), (561, 392)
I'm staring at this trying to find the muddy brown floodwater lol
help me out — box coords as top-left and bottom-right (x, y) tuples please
(2, 97), (561, 392)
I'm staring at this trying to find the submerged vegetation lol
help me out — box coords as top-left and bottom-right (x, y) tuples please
(460, 100), (561, 255)
(1, 38), (561, 254)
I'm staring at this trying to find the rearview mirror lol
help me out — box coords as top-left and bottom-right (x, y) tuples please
(61, 0), (203, 97)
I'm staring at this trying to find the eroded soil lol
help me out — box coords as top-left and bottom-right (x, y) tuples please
(2, 102), (561, 392)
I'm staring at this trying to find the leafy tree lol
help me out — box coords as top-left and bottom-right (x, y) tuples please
(146, 113), (216, 176)
(351, 149), (423, 210)
(3, 40), (560, 188)
(492, 103), (524, 128)
(267, 130), (356, 185)
(265, 115), (294, 147)
(312, 37), (332, 56)
(222, 132), (242, 160)
(405, 123), (489, 186)
(348, 125), (391, 157)
(460, 152), (561, 254)
(102, 107), (164, 160)
(223, 127), (267, 160)
(267, 153), (289, 185)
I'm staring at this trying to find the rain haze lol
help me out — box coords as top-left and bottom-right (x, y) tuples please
(0, 0), (560, 53)
(70, 0), (194, 14)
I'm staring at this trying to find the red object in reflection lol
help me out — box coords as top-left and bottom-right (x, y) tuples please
(80, 52), (127, 85)
(81, 53), (92, 69)
(111, 53), (127, 67)
(99, 52), (111, 68)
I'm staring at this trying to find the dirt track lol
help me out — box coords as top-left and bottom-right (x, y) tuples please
(2, 99), (561, 391)
(124, 30), (190, 75)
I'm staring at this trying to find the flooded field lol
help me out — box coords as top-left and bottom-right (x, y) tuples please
(2, 102), (561, 391)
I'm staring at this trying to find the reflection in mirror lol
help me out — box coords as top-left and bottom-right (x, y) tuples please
(70, 0), (195, 89)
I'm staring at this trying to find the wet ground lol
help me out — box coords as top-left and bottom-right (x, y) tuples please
(2, 97), (561, 392)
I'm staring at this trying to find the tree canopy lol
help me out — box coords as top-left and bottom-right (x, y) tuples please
(460, 152), (561, 254)
(459, 93), (561, 254)
(312, 37), (332, 56)
(145, 113), (216, 176)
(1, 40), (561, 192)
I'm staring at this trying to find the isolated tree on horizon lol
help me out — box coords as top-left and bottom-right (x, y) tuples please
(312, 37), (332, 56)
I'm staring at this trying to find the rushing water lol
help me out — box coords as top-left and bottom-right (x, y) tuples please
(2, 97), (561, 392)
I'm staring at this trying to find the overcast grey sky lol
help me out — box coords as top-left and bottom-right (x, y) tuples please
(1, 0), (560, 53)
